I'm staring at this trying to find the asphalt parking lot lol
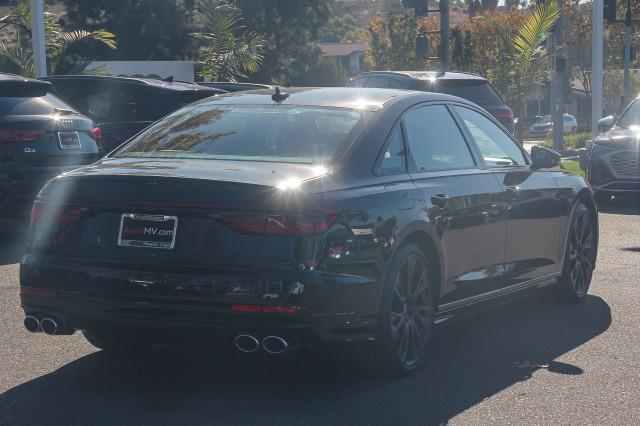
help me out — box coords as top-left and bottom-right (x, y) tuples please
(0, 198), (639, 426)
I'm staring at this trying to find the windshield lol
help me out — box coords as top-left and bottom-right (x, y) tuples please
(424, 81), (504, 108)
(617, 100), (640, 128)
(115, 105), (367, 164)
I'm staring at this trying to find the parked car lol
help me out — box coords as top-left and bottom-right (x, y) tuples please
(21, 88), (598, 377)
(0, 74), (100, 221)
(528, 113), (578, 135)
(587, 96), (640, 203)
(198, 82), (273, 92)
(349, 71), (515, 133)
(42, 75), (225, 153)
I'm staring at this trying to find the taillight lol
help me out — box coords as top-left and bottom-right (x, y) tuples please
(0, 129), (45, 144)
(31, 202), (85, 225)
(89, 127), (102, 141)
(494, 110), (514, 122)
(222, 212), (337, 235)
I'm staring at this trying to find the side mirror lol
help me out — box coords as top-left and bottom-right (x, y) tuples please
(531, 146), (561, 169)
(598, 115), (616, 133)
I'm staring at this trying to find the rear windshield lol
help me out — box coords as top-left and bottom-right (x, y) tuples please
(424, 81), (504, 108)
(114, 105), (367, 164)
(0, 93), (75, 116)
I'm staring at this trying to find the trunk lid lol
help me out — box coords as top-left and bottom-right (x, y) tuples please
(34, 158), (328, 268)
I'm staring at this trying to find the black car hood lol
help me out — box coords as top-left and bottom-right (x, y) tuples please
(61, 157), (330, 188)
(594, 126), (640, 150)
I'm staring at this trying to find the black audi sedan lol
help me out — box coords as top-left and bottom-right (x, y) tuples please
(588, 97), (640, 203)
(20, 88), (598, 376)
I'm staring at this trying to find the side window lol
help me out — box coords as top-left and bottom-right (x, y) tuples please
(350, 78), (368, 88)
(403, 105), (476, 172)
(379, 125), (407, 174)
(454, 107), (527, 167)
(364, 76), (389, 88)
(387, 79), (404, 89)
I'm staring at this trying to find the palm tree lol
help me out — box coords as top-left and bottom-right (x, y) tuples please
(482, 0), (559, 140)
(190, 0), (265, 82)
(0, 0), (116, 78)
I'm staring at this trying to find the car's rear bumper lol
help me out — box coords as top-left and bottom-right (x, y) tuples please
(19, 253), (381, 344)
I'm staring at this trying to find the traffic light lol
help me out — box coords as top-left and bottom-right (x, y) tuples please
(603, 0), (617, 23)
(416, 34), (429, 60)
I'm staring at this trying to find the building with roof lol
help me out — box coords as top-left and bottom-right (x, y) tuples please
(318, 42), (366, 76)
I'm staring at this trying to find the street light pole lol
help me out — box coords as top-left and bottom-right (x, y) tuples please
(552, 0), (565, 151)
(592, 0), (604, 136)
(623, 0), (632, 108)
(30, 0), (47, 78)
(440, 0), (449, 73)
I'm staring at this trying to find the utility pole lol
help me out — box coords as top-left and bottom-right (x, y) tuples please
(623, 0), (632, 107)
(592, 0), (604, 136)
(440, 0), (449, 73)
(552, 0), (565, 151)
(30, 0), (47, 78)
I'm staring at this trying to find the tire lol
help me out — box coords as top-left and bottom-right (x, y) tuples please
(347, 243), (436, 377)
(83, 330), (152, 353)
(556, 203), (597, 302)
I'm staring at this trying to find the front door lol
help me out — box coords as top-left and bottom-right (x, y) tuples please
(453, 106), (563, 283)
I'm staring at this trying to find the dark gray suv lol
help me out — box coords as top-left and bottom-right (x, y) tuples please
(349, 71), (514, 133)
(588, 97), (640, 203)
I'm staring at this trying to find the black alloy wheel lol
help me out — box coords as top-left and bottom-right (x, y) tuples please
(390, 253), (433, 367)
(349, 243), (435, 376)
(558, 203), (596, 301)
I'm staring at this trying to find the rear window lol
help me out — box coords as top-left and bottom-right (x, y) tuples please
(0, 93), (75, 115)
(423, 81), (504, 108)
(115, 105), (367, 164)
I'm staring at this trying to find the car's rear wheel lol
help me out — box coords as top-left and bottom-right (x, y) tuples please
(556, 203), (596, 301)
(83, 330), (152, 353)
(348, 243), (435, 377)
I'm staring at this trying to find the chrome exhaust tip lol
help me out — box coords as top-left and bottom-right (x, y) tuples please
(40, 317), (58, 335)
(234, 334), (260, 353)
(24, 315), (40, 333)
(262, 335), (289, 355)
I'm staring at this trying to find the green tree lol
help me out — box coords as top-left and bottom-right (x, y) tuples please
(190, 0), (265, 81)
(0, 0), (116, 77)
(318, 15), (359, 43)
(234, 0), (332, 85)
(62, 0), (191, 60)
(363, 12), (419, 70)
(482, 0), (559, 140)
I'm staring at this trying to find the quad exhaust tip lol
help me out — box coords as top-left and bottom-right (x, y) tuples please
(40, 317), (58, 335)
(24, 315), (40, 333)
(262, 335), (289, 355)
(234, 334), (260, 353)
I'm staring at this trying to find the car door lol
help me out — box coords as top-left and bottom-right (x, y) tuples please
(403, 104), (509, 305)
(453, 106), (563, 283)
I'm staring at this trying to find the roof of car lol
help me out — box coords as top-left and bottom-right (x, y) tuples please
(196, 87), (462, 111)
(357, 71), (488, 81)
(0, 72), (52, 94)
(41, 75), (223, 93)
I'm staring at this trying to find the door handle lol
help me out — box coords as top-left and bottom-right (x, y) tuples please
(430, 193), (449, 208)
(505, 185), (521, 200)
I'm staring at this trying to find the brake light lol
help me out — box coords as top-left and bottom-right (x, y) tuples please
(494, 110), (514, 122)
(222, 212), (337, 235)
(89, 127), (102, 141)
(0, 129), (45, 144)
(31, 203), (85, 225)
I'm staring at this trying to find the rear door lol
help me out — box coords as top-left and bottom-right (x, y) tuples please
(453, 105), (563, 283)
(403, 104), (508, 305)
